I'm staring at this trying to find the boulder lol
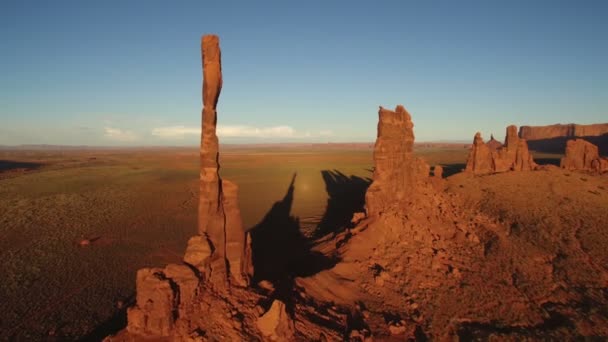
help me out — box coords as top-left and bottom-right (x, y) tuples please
(256, 300), (294, 341)
(127, 268), (177, 337)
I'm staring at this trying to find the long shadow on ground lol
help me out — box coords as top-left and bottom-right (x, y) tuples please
(249, 173), (338, 308)
(0, 160), (43, 172)
(442, 163), (466, 177)
(313, 170), (371, 238)
(80, 295), (134, 341)
(534, 157), (561, 166)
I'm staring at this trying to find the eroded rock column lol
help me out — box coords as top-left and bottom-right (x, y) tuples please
(365, 105), (429, 216)
(187, 35), (251, 287)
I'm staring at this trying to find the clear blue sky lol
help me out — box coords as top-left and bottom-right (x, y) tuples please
(1, 0), (607, 145)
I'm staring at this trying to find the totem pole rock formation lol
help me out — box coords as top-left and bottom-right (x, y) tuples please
(125, 35), (252, 338)
(465, 125), (536, 174)
(560, 139), (608, 172)
(365, 105), (430, 216)
(188, 34), (251, 288)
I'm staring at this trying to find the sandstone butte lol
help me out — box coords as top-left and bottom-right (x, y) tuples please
(109, 35), (608, 341)
(560, 138), (608, 173)
(465, 125), (536, 174)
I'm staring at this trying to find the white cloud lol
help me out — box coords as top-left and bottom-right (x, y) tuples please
(104, 127), (138, 141)
(151, 125), (334, 140)
(152, 125), (302, 139)
(218, 125), (295, 138)
(151, 126), (199, 139)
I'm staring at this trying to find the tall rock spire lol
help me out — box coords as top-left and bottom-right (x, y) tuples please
(191, 34), (251, 287)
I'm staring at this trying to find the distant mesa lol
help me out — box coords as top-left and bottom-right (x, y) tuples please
(519, 123), (608, 154)
(519, 123), (608, 140)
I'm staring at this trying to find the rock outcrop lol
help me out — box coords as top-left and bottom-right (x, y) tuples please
(465, 125), (536, 174)
(365, 105), (430, 216)
(256, 300), (295, 341)
(560, 139), (608, 172)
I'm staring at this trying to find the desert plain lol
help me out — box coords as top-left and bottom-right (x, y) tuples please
(2, 143), (607, 340)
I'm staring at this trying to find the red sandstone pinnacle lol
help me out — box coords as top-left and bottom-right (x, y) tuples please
(188, 34), (251, 287)
(560, 139), (606, 172)
(365, 105), (430, 216)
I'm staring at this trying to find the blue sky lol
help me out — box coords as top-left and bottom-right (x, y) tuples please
(1, 1), (607, 145)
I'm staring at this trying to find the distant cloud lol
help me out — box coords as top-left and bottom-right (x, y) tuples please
(151, 126), (199, 139)
(104, 127), (138, 141)
(151, 125), (325, 139)
(218, 125), (295, 138)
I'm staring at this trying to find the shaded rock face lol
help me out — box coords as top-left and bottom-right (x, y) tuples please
(465, 125), (536, 174)
(365, 105), (430, 216)
(560, 139), (607, 172)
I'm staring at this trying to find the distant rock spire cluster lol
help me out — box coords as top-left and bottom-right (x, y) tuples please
(465, 125), (536, 174)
